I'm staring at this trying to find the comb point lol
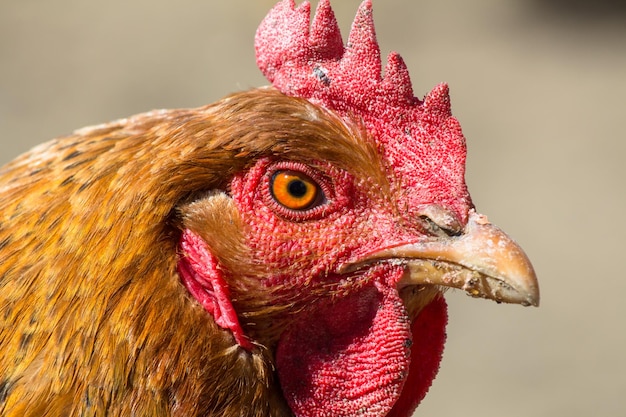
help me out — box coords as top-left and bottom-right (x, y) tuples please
(423, 83), (452, 117)
(310, 0), (344, 60)
(342, 0), (380, 80)
(255, 0), (312, 82)
(383, 52), (415, 104)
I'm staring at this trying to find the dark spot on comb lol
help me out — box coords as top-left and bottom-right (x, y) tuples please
(313, 66), (331, 86)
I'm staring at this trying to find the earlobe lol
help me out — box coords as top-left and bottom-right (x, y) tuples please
(178, 228), (254, 350)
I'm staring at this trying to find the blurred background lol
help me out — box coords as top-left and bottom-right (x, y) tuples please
(1, 0), (624, 415)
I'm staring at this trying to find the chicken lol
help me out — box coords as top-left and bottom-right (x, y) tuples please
(0, 0), (539, 416)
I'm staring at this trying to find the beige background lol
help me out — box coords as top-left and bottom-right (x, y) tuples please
(1, 1), (624, 416)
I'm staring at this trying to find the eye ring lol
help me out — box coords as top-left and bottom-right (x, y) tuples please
(261, 161), (337, 221)
(270, 170), (322, 211)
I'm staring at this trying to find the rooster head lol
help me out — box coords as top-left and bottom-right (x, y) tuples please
(0, 1), (538, 416)
(177, 1), (539, 416)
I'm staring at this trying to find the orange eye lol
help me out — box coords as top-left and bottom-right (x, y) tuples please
(270, 170), (321, 210)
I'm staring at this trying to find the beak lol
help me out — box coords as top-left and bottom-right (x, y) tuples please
(348, 210), (539, 306)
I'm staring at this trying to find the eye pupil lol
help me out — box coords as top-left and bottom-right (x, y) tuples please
(287, 179), (308, 198)
(270, 170), (323, 211)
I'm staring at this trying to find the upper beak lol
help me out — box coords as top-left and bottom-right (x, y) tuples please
(347, 210), (539, 307)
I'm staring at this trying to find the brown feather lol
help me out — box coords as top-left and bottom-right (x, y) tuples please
(0, 88), (387, 416)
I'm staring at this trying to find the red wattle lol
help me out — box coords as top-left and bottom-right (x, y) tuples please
(275, 283), (412, 417)
(387, 296), (448, 417)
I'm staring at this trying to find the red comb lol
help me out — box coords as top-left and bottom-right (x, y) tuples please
(256, 0), (471, 222)
(255, 0), (421, 110)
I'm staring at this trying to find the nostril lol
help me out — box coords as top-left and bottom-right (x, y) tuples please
(419, 215), (461, 237)
(417, 205), (463, 237)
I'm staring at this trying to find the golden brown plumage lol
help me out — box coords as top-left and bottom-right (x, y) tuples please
(1, 1), (539, 415)
(0, 89), (365, 416)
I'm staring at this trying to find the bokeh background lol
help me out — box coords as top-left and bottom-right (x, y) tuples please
(1, 1), (624, 416)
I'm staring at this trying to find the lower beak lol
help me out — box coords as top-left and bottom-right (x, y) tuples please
(352, 210), (539, 307)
